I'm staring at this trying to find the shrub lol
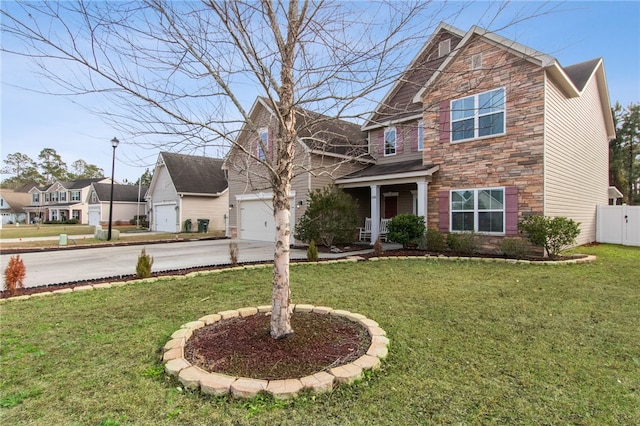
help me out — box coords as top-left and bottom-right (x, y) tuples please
(423, 228), (447, 252)
(447, 232), (478, 254)
(499, 238), (531, 259)
(294, 185), (359, 247)
(386, 214), (426, 249)
(135, 248), (154, 278)
(519, 215), (580, 258)
(4, 255), (26, 295)
(373, 236), (384, 257)
(306, 240), (319, 262)
(229, 241), (239, 266)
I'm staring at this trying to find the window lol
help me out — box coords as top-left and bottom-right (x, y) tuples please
(91, 191), (98, 203)
(59, 191), (67, 202)
(451, 188), (504, 233)
(439, 39), (451, 57)
(45, 193), (50, 202)
(258, 128), (268, 161)
(384, 127), (396, 156)
(71, 191), (81, 202)
(51, 192), (58, 202)
(451, 88), (505, 142)
(417, 121), (424, 151)
(32, 193), (40, 203)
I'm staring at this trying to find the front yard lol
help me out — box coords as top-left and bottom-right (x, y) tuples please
(0, 244), (638, 425)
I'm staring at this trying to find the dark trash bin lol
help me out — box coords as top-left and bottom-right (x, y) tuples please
(184, 219), (192, 233)
(197, 219), (210, 233)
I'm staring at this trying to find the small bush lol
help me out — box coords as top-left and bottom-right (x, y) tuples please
(135, 248), (154, 278)
(423, 228), (447, 252)
(373, 236), (384, 257)
(519, 215), (580, 258)
(306, 240), (319, 262)
(229, 241), (239, 266)
(447, 232), (478, 254)
(386, 214), (426, 249)
(4, 255), (26, 295)
(499, 238), (531, 259)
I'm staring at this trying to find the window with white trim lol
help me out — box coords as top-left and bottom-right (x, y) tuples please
(32, 193), (40, 203)
(451, 88), (505, 142)
(384, 127), (396, 156)
(59, 191), (67, 202)
(451, 187), (505, 233)
(258, 128), (268, 161)
(71, 191), (81, 202)
(91, 191), (98, 203)
(51, 192), (58, 202)
(417, 121), (424, 151)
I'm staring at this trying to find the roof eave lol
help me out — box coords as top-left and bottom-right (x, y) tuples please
(335, 165), (439, 186)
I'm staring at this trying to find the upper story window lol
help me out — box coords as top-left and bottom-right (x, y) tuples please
(59, 191), (67, 202)
(451, 187), (505, 233)
(384, 127), (396, 156)
(32, 193), (40, 203)
(71, 191), (81, 202)
(258, 128), (268, 161)
(417, 121), (424, 151)
(91, 191), (98, 203)
(451, 88), (505, 142)
(45, 193), (51, 202)
(50, 192), (59, 202)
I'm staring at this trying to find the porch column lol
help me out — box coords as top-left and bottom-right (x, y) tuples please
(416, 181), (427, 220)
(370, 185), (380, 244)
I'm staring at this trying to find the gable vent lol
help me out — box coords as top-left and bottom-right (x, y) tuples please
(472, 53), (482, 70)
(438, 39), (451, 57)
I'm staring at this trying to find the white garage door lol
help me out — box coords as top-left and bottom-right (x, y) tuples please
(88, 207), (101, 227)
(239, 198), (298, 242)
(155, 204), (177, 233)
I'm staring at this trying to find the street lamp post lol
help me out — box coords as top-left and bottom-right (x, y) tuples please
(107, 137), (120, 241)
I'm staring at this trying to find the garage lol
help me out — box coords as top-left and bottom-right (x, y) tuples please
(239, 197), (295, 242)
(154, 204), (178, 233)
(88, 206), (101, 227)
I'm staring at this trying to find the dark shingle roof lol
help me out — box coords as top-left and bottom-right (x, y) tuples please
(563, 58), (601, 91)
(338, 159), (437, 180)
(0, 190), (31, 211)
(161, 152), (227, 194)
(61, 178), (105, 189)
(92, 183), (148, 202)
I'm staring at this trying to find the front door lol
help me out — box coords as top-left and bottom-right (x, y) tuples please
(384, 196), (397, 218)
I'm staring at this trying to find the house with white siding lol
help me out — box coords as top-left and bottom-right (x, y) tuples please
(146, 152), (228, 233)
(87, 182), (148, 227)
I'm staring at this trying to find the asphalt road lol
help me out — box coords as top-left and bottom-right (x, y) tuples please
(0, 239), (376, 290)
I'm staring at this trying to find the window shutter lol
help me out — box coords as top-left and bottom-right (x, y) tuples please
(438, 191), (449, 232)
(378, 130), (384, 157)
(267, 129), (273, 160)
(439, 100), (450, 143)
(396, 127), (404, 155)
(411, 124), (418, 152)
(505, 186), (519, 235)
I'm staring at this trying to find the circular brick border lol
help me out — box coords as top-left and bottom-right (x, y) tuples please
(163, 305), (388, 400)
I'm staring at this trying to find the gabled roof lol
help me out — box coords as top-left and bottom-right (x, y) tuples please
(59, 178), (107, 190)
(363, 22), (466, 130)
(91, 183), (148, 202)
(159, 152), (227, 195)
(335, 158), (439, 186)
(0, 190), (31, 211)
(411, 25), (615, 138)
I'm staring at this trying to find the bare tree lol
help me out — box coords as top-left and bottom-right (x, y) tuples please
(0, 1), (552, 338)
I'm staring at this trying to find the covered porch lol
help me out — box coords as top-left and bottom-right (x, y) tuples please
(336, 159), (439, 244)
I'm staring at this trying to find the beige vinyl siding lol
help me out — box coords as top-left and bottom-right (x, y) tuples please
(180, 193), (228, 232)
(151, 166), (179, 204)
(544, 73), (609, 245)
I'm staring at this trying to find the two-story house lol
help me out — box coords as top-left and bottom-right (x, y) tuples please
(25, 178), (110, 224)
(337, 22), (614, 247)
(227, 22), (614, 249)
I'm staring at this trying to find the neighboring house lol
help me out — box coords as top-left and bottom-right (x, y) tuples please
(146, 152), (228, 233)
(0, 189), (31, 224)
(87, 182), (148, 226)
(336, 22), (614, 248)
(24, 178), (110, 224)
(224, 97), (370, 242)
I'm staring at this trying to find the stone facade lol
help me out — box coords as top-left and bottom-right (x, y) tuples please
(421, 36), (546, 237)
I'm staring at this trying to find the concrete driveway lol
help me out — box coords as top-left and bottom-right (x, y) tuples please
(1, 238), (377, 290)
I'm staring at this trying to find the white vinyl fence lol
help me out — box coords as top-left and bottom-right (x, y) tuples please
(596, 205), (640, 246)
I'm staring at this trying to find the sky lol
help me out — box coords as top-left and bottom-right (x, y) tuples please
(1, 1), (639, 184)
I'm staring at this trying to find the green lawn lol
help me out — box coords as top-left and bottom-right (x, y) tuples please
(1, 244), (638, 425)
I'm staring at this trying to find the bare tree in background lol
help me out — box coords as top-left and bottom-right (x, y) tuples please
(1, 0), (552, 338)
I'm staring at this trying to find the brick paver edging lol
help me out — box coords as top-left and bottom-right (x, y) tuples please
(162, 305), (388, 400)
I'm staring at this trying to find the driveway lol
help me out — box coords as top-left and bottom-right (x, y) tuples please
(1, 239), (378, 290)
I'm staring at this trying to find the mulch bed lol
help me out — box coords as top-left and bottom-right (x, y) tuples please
(184, 312), (371, 380)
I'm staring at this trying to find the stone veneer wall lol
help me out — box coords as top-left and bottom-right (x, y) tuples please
(420, 36), (546, 242)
